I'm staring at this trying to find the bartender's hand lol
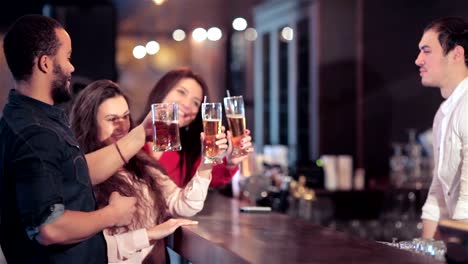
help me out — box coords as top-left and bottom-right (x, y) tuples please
(147, 218), (198, 241)
(225, 129), (254, 167)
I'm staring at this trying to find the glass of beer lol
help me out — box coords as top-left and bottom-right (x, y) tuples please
(223, 95), (248, 158)
(201, 102), (223, 164)
(151, 103), (181, 151)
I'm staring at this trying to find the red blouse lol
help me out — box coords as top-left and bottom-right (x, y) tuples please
(143, 143), (238, 188)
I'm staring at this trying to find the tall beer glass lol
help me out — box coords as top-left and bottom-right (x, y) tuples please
(223, 95), (248, 158)
(201, 103), (223, 164)
(151, 103), (181, 151)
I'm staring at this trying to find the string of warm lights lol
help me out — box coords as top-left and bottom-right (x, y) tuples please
(131, 16), (293, 59)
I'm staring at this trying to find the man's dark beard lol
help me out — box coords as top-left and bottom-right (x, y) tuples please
(51, 63), (71, 104)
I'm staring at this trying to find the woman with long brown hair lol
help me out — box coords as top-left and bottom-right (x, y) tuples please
(139, 67), (254, 188)
(71, 79), (225, 263)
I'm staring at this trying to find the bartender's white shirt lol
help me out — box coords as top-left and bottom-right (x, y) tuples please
(422, 77), (468, 221)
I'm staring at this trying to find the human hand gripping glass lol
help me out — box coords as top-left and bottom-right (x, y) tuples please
(151, 103), (182, 151)
(223, 95), (248, 158)
(201, 102), (224, 164)
(226, 129), (254, 165)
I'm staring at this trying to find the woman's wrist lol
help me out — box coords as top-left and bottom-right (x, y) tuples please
(139, 125), (147, 146)
(225, 157), (238, 169)
(197, 164), (213, 178)
(114, 125), (145, 163)
(146, 228), (155, 241)
(131, 125), (146, 149)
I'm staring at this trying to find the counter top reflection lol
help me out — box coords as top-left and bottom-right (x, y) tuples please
(168, 191), (441, 264)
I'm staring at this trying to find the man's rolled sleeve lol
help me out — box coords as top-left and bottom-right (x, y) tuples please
(26, 204), (64, 240)
(421, 202), (442, 221)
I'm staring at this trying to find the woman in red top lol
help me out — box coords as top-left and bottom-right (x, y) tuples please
(139, 68), (254, 188)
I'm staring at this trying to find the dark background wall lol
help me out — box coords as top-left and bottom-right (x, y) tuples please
(0, 0), (116, 83)
(319, 0), (358, 161)
(46, 3), (118, 81)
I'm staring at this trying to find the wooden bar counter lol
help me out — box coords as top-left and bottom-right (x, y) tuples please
(168, 191), (442, 264)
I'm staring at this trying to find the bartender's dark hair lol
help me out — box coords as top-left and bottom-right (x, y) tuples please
(425, 17), (468, 65)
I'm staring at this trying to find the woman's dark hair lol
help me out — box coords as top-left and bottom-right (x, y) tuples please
(139, 67), (208, 186)
(70, 79), (167, 233)
(3, 14), (63, 81)
(425, 16), (468, 65)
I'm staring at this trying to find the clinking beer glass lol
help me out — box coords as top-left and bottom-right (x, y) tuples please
(201, 103), (223, 164)
(151, 103), (181, 151)
(223, 95), (248, 158)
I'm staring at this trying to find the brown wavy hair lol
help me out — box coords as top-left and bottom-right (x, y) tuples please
(70, 79), (168, 233)
(138, 67), (208, 186)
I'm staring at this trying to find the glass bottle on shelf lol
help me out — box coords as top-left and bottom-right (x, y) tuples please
(406, 129), (422, 184)
(390, 142), (408, 187)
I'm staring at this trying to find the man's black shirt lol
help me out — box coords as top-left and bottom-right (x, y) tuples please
(0, 90), (106, 263)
